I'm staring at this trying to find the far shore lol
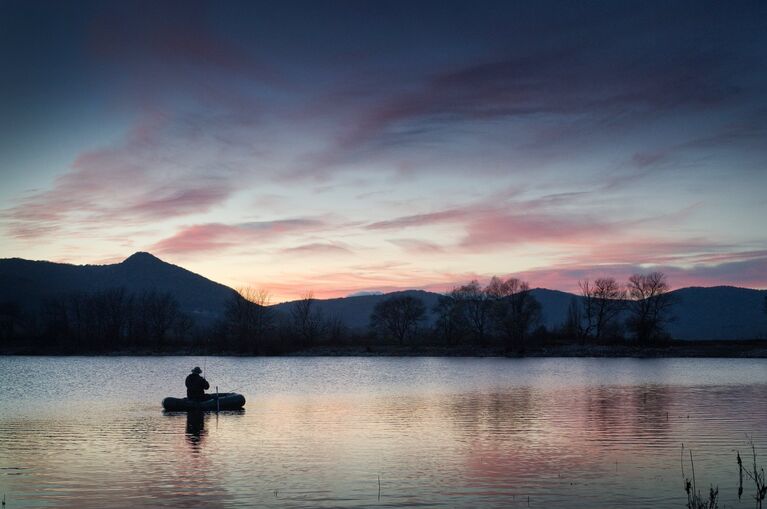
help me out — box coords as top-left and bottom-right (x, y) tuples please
(2, 340), (767, 358)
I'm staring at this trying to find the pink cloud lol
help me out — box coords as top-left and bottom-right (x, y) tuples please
(151, 219), (326, 255)
(151, 224), (243, 254)
(566, 238), (737, 266)
(1, 109), (250, 240)
(509, 256), (767, 293)
(389, 239), (446, 254)
(460, 211), (612, 248)
(367, 200), (619, 250)
(281, 242), (353, 256)
(367, 208), (470, 230)
(124, 184), (236, 219)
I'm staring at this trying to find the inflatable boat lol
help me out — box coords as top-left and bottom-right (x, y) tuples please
(162, 392), (246, 411)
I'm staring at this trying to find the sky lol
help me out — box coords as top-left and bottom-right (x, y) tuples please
(1, 0), (766, 301)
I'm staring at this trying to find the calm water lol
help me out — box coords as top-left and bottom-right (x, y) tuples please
(1, 357), (766, 508)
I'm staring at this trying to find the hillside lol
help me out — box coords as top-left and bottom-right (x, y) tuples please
(667, 286), (767, 340)
(0, 252), (236, 323)
(271, 286), (767, 340)
(271, 290), (443, 329)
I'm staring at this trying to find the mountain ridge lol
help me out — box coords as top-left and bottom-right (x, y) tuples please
(0, 252), (236, 322)
(1, 252), (766, 340)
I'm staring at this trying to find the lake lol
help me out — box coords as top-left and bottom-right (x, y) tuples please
(1, 357), (766, 508)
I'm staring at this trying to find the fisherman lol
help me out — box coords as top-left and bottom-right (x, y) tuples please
(185, 366), (210, 400)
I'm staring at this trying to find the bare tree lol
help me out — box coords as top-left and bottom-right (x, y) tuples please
(626, 272), (674, 344)
(578, 279), (596, 340)
(224, 287), (275, 352)
(370, 294), (426, 344)
(98, 288), (129, 346)
(579, 278), (626, 341)
(33, 288), (192, 352)
(0, 302), (21, 342)
(172, 311), (195, 342)
(40, 296), (70, 347)
(290, 291), (325, 346)
(66, 292), (88, 346)
(488, 277), (541, 351)
(433, 294), (467, 346)
(138, 290), (182, 345)
(325, 313), (347, 345)
(452, 281), (493, 346)
(59, 289), (131, 350)
(564, 297), (583, 339)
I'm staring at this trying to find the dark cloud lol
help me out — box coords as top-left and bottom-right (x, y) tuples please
(286, 2), (767, 180)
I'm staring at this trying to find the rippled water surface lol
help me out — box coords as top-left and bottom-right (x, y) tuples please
(1, 357), (766, 508)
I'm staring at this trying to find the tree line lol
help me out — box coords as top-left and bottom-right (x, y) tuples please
(369, 272), (675, 352)
(0, 288), (194, 351)
(215, 271), (678, 354)
(2, 270), (754, 354)
(564, 272), (676, 345)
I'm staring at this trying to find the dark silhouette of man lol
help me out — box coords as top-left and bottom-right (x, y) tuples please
(185, 366), (210, 400)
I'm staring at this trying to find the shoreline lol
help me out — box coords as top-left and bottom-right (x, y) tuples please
(2, 340), (767, 358)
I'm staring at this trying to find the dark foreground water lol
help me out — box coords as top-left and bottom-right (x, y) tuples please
(1, 357), (766, 508)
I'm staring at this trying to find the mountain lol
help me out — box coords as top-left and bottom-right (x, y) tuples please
(667, 286), (767, 340)
(2, 253), (766, 340)
(271, 290), (442, 329)
(271, 286), (767, 340)
(0, 252), (236, 323)
(530, 288), (580, 329)
(269, 287), (580, 332)
(532, 286), (767, 340)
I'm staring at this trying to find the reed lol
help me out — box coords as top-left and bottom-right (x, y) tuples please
(681, 441), (765, 509)
(681, 444), (719, 509)
(738, 440), (766, 509)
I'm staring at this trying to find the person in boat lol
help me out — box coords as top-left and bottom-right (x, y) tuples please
(185, 366), (210, 400)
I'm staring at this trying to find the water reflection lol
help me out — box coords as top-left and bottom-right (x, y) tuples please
(446, 389), (537, 437)
(185, 410), (206, 448)
(162, 410), (246, 452)
(583, 385), (673, 445)
(0, 357), (765, 508)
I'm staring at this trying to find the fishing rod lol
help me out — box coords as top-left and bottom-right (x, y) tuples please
(223, 383), (247, 394)
(203, 357), (220, 413)
(202, 360), (239, 395)
(199, 357), (244, 396)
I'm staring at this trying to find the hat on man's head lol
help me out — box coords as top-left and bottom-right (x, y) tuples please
(191, 366), (202, 374)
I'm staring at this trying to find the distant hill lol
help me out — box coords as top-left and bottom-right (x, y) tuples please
(667, 286), (767, 340)
(0, 252), (236, 323)
(1, 253), (765, 340)
(271, 290), (442, 329)
(271, 287), (579, 331)
(272, 286), (767, 341)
